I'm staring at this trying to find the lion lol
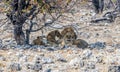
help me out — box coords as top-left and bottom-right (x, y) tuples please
(61, 26), (77, 40)
(33, 36), (45, 45)
(47, 30), (62, 46)
(60, 27), (77, 47)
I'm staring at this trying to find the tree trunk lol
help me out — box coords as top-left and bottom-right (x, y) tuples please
(13, 24), (25, 45)
(25, 29), (30, 45)
(6, 0), (40, 45)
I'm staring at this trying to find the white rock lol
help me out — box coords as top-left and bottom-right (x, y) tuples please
(52, 24), (63, 29)
(82, 49), (92, 59)
(19, 56), (28, 63)
(46, 19), (52, 24)
(86, 62), (95, 69)
(0, 14), (6, 19)
(69, 57), (84, 68)
(104, 55), (117, 65)
(106, 46), (115, 53)
(0, 56), (6, 61)
(42, 57), (53, 64)
(8, 63), (22, 71)
(43, 69), (51, 72)
(7, 52), (12, 55)
(32, 63), (42, 71)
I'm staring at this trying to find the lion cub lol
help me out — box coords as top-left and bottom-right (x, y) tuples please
(47, 30), (62, 46)
(33, 36), (45, 45)
(72, 39), (88, 49)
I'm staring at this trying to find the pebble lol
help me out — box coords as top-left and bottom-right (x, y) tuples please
(0, 56), (6, 61)
(82, 49), (92, 59)
(69, 57), (84, 68)
(106, 46), (115, 53)
(89, 42), (106, 49)
(96, 56), (103, 63)
(42, 57), (54, 64)
(8, 63), (22, 71)
(87, 62), (95, 69)
(108, 66), (120, 72)
(19, 55), (28, 62)
(0, 68), (4, 72)
(26, 62), (42, 71)
(57, 58), (67, 63)
(44, 69), (51, 72)
(32, 63), (42, 71)
(80, 32), (90, 39)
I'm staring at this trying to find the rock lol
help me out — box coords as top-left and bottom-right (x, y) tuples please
(32, 63), (42, 71)
(0, 14), (6, 19)
(0, 56), (6, 61)
(16, 52), (24, 58)
(94, 33), (99, 37)
(7, 52), (12, 55)
(96, 56), (103, 63)
(23, 45), (32, 49)
(90, 69), (99, 72)
(115, 44), (120, 49)
(55, 54), (67, 62)
(26, 63), (33, 69)
(46, 47), (55, 51)
(83, 69), (90, 72)
(8, 63), (22, 71)
(52, 24), (63, 29)
(26, 62), (42, 71)
(0, 68), (4, 72)
(0, 39), (2, 44)
(82, 49), (92, 59)
(57, 58), (67, 63)
(89, 42), (106, 49)
(104, 56), (117, 65)
(45, 19), (52, 25)
(44, 69), (51, 72)
(35, 55), (43, 61)
(69, 57), (84, 68)
(87, 62), (95, 69)
(19, 55), (28, 62)
(80, 32), (90, 39)
(83, 68), (99, 72)
(15, 45), (32, 49)
(42, 57), (54, 64)
(79, 60), (84, 67)
(108, 66), (120, 72)
(106, 46), (115, 53)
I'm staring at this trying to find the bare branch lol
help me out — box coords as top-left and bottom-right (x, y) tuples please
(30, 14), (62, 32)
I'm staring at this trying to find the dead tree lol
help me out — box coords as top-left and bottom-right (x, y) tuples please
(91, 0), (120, 23)
(6, 0), (74, 45)
(6, 0), (36, 45)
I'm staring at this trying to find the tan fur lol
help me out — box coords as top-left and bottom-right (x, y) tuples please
(73, 39), (88, 48)
(47, 30), (62, 46)
(60, 27), (77, 47)
(61, 27), (77, 40)
(33, 36), (45, 45)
